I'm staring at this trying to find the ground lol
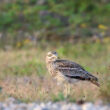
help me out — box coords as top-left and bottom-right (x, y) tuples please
(0, 42), (110, 103)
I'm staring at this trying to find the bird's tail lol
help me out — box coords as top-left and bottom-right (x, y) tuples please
(90, 80), (100, 87)
(87, 72), (100, 87)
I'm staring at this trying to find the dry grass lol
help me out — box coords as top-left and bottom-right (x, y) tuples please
(0, 42), (110, 102)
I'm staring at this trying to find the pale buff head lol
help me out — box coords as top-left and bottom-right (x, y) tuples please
(46, 51), (58, 63)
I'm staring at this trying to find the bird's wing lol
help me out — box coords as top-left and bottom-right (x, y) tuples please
(53, 59), (98, 82)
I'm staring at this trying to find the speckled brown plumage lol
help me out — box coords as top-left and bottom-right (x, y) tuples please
(46, 51), (99, 87)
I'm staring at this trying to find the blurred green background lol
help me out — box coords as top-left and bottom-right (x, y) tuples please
(0, 0), (110, 48)
(0, 0), (110, 103)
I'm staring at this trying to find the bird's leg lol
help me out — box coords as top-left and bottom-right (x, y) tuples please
(64, 84), (67, 98)
(76, 83), (86, 103)
(64, 83), (71, 98)
(83, 90), (86, 101)
(67, 83), (71, 96)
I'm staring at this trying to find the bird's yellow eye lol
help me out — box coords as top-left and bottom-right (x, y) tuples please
(48, 54), (52, 57)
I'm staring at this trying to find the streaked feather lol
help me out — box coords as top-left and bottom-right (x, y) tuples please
(53, 59), (99, 87)
(46, 51), (100, 87)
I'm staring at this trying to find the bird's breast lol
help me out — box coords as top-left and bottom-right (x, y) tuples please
(47, 63), (57, 77)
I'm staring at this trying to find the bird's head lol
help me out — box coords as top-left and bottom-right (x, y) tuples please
(46, 51), (58, 63)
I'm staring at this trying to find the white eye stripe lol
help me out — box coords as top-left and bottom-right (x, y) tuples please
(47, 52), (52, 55)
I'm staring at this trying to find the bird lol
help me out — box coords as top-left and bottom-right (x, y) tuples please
(46, 51), (100, 96)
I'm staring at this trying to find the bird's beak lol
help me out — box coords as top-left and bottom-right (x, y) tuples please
(54, 55), (58, 59)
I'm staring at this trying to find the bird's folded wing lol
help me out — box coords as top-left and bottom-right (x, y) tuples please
(54, 59), (85, 70)
(53, 59), (98, 81)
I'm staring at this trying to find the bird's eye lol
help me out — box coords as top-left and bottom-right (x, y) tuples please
(48, 54), (52, 57)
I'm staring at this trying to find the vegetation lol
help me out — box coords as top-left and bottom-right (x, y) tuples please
(0, 0), (110, 31)
(0, 0), (110, 103)
(0, 0), (110, 47)
(0, 42), (110, 102)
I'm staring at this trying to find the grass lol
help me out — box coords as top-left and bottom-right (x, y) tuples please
(0, 42), (110, 103)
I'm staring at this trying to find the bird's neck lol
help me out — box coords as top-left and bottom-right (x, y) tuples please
(46, 57), (58, 64)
